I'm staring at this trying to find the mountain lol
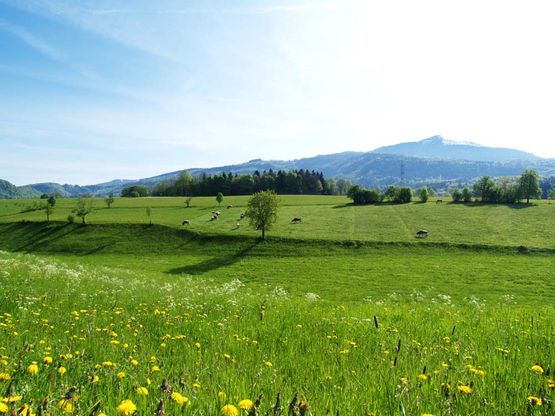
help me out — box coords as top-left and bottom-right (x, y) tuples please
(373, 135), (541, 162)
(2, 137), (554, 198)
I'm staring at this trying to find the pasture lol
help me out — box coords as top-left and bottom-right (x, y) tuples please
(0, 195), (554, 415)
(1, 195), (554, 248)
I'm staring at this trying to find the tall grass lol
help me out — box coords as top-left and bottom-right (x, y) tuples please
(1, 251), (553, 415)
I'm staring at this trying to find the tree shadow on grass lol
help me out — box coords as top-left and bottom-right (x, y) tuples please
(166, 240), (260, 275)
(0, 222), (78, 252)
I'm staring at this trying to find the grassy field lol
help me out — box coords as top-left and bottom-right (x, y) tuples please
(0, 196), (554, 415)
(1, 195), (554, 248)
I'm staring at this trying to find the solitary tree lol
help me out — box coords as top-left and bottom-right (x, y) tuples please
(73, 197), (93, 224)
(518, 169), (541, 204)
(44, 201), (54, 222)
(47, 196), (56, 207)
(104, 193), (115, 208)
(216, 192), (224, 206)
(185, 196), (193, 208)
(245, 190), (279, 240)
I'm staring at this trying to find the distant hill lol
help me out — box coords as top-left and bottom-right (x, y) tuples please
(373, 135), (541, 162)
(2, 137), (554, 198)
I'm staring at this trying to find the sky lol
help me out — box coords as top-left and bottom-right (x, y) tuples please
(1, 0), (555, 185)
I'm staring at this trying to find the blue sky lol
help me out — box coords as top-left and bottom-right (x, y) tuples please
(1, 0), (555, 185)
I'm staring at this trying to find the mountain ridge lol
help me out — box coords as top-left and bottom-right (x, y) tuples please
(2, 137), (553, 198)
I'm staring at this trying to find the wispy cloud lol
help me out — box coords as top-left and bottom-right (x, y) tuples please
(80, 2), (339, 16)
(0, 18), (65, 60)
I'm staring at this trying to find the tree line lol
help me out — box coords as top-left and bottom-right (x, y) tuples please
(347, 169), (548, 205)
(121, 170), (353, 197)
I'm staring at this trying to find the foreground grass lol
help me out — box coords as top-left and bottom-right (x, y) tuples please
(1, 251), (554, 415)
(1, 195), (554, 249)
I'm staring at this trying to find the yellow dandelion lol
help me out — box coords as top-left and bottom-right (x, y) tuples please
(116, 399), (137, 416)
(135, 387), (148, 396)
(221, 404), (239, 416)
(531, 365), (544, 374)
(0, 373), (10, 382)
(2, 396), (22, 403)
(527, 396), (542, 406)
(91, 375), (99, 383)
(194, 342), (201, 349)
(27, 362), (39, 375)
(117, 371), (126, 379)
(58, 399), (73, 413)
(58, 366), (67, 375)
(264, 361), (273, 367)
(170, 392), (190, 406)
(548, 379), (555, 390)
(43, 357), (53, 365)
(0, 402), (8, 413)
(418, 374), (429, 381)
(238, 399), (253, 410)
(192, 382), (201, 389)
(218, 391), (226, 399)
(17, 404), (32, 416)
(130, 359), (139, 366)
(458, 385), (472, 394)
(102, 361), (114, 367)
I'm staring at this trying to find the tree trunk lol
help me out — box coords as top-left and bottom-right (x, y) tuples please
(82, 217), (85, 224)
(262, 227), (265, 240)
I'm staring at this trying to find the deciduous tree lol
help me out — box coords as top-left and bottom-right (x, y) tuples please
(245, 190), (279, 240)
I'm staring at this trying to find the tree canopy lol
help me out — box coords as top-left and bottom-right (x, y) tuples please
(245, 190), (279, 240)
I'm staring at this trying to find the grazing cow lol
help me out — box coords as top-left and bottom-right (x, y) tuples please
(210, 214), (218, 221)
(182, 219), (190, 225)
(291, 217), (302, 223)
(235, 223), (240, 229)
(416, 229), (428, 238)
(240, 213), (245, 220)
(227, 205), (233, 209)
(436, 199), (443, 204)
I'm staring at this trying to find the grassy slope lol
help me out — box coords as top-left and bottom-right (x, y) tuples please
(0, 221), (553, 305)
(1, 195), (553, 248)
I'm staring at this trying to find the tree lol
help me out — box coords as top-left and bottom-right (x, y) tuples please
(121, 185), (148, 197)
(44, 201), (54, 222)
(451, 188), (463, 203)
(216, 192), (224, 206)
(473, 176), (496, 203)
(548, 185), (555, 202)
(416, 187), (429, 203)
(394, 187), (412, 204)
(245, 190), (279, 240)
(73, 197), (93, 224)
(518, 169), (541, 204)
(47, 196), (56, 207)
(146, 207), (152, 225)
(384, 186), (400, 202)
(461, 187), (472, 203)
(185, 196), (193, 208)
(104, 193), (115, 208)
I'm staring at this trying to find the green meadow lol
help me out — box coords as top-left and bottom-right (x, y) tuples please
(0, 196), (554, 415)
